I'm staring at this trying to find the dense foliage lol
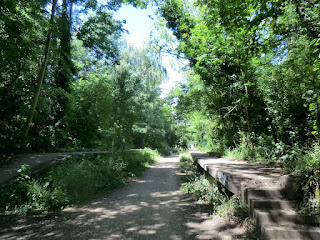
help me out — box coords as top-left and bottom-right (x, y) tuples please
(0, 0), (176, 153)
(0, 149), (159, 214)
(0, 0), (178, 216)
(179, 152), (258, 238)
(157, 0), (320, 212)
(2, 0), (320, 215)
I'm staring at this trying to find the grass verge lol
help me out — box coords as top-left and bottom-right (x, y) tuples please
(0, 148), (159, 215)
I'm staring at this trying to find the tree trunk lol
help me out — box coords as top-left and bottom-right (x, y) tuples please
(55, 0), (73, 91)
(312, 78), (320, 143)
(22, 0), (57, 137)
(240, 67), (253, 150)
(293, 0), (319, 40)
(244, 83), (253, 150)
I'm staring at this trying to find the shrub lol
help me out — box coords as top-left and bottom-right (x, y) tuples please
(139, 148), (160, 164)
(121, 148), (159, 176)
(224, 135), (301, 167)
(179, 152), (195, 172)
(181, 175), (228, 209)
(0, 165), (68, 215)
(295, 145), (320, 214)
(0, 149), (159, 215)
(215, 195), (248, 219)
(53, 149), (159, 203)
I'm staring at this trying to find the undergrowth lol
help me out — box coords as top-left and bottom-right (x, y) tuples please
(179, 152), (228, 208)
(0, 148), (159, 215)
(295, 145), (320, 214)
(179, 152), (261, 239)
(181, 175), (228, 208)
(179, 152), (196, 173)
(224, 140), (320, 214)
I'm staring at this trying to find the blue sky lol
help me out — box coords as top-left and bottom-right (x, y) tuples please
(114, 5), (185, 97)
(114, 5), (155, 48)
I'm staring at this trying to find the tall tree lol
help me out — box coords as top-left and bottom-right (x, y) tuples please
(55, 0), (75, 91)
(0, 0), (48, 149)
(158, 0), (320, 156)
(22, 0), (58, 137)
(110, 45), (167, 149)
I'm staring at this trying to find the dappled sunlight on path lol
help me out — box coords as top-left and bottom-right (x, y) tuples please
(0, 156), (247, 240)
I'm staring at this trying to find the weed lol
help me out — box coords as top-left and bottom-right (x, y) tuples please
(295, 144), (320, 214)
(215, 195), (248, 219)
(179, 152), (261, 239)
(0, 164), (68, 215)
(243, 218), (262, 240)
(214, 194), (262, 239)
(119, 148), (159, 177)
(181, 175), (228, 208)
(0, 148), (159, 215)
(179, 152), (196, 173)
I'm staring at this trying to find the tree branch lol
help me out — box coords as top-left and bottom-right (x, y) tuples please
(294, 0), (319, 39)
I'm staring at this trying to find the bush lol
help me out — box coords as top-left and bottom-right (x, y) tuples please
(52, 149), (159, 203)
(157, 147), (171, 156)
(120, 148), (159, 177)
(215, 195), (248, 219)
(0, 165), (69, 215)
(51, 154), (126, 203)
(179, 152), (195, 172)
(138, 148), (160, 165)
(224, 134), (259, 161)
(181, 175), (228, 209)
(0, 149), (159, 215)
(295, 145), (320, 214)
(224, 135), (301, 167)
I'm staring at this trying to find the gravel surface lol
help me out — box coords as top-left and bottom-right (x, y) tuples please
(0, 156), (247, 240)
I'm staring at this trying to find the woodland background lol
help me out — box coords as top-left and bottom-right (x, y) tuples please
(1, 0), (320, 212)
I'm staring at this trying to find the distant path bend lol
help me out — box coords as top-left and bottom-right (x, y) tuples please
(0, 156), (247, 240)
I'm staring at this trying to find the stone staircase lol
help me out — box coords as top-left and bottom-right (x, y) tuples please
(190, 151), (320, 240)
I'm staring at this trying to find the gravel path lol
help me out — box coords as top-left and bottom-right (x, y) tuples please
(0, 156), (247, 240)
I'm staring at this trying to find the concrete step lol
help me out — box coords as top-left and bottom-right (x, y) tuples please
(190, 151), (320, 240)
(242, 187), (283, 204)
(253, 209), (320, 227)
(261, 225), (320, 240)
(249, 199), (296, 214)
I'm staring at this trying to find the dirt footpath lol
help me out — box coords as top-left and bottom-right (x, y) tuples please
(0, 156), (247, 240)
